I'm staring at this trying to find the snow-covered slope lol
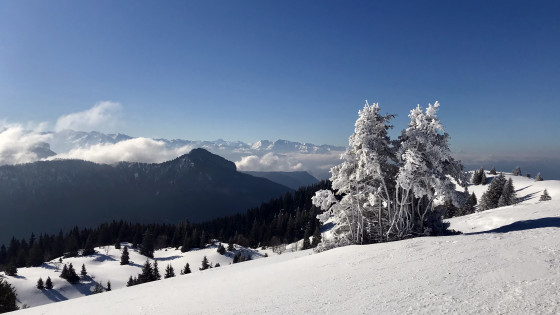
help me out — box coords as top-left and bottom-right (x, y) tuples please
(9, 174), (560, 314)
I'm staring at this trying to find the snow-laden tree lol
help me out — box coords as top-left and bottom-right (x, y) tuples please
(512, 166), (522, 176)
(313, 101), (395, 246)
(535, 172), (543, 181)
(313, 101), (465, 247)
(394, 101), (466, 237)
(539, 189), (551, 201)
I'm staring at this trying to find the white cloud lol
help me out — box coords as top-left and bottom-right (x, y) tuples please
(55, 101), (123, 132)
(235, 151), (344, 178)
(236, 152), (304, 172)
(46, 138), (194, 164)
(0, 123), (52, 165)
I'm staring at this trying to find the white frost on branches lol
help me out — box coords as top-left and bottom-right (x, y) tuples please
(313, 101), (466, 248)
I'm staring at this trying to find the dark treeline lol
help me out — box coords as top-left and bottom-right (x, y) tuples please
(0, 180), (329, 272)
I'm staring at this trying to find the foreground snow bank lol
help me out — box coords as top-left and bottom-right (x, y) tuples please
(18, 202), (560, 314)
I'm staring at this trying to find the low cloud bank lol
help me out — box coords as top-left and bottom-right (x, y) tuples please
(235, 151), (343, 179)
(0, 123), (52, 166)
(47, 138), (194, 164)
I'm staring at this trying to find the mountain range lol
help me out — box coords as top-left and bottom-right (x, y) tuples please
(0, 148), (292, 244)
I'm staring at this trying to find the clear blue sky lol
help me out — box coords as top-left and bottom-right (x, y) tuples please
(1, 0), (559, 158)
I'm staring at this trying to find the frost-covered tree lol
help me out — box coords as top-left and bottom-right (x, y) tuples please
(512, 166), (522, 176)
(313, 101), (396, 246)
(463, 192), (477, 214)
(394, 101), (466, 236)
(540, 189), (551, 201)
(489, 167), (497, 175)
(313, 101), (465, 246)
(535, 173), (543, 181)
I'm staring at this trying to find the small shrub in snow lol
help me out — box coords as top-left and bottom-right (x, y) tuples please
(539, 189), (551, 201)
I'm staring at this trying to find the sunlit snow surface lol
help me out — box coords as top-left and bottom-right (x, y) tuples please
(8, 174), (560, 314)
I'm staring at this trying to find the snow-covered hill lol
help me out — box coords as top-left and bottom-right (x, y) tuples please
(8, 173), (560, 314)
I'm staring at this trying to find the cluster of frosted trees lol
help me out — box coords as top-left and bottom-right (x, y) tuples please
(312, 101), (466, 248)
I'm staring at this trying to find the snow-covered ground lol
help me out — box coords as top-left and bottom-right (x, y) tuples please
(7, 174), (560, 314)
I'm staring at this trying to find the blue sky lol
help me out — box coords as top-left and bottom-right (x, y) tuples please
(1, 0), (559, 160)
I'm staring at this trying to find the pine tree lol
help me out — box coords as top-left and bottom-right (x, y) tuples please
(463, 192), (477, 214)
(82, 235), (96, 256)
(36, 277), (44, 290)
(311, 226), (322, 248)
(489, 167), (497, 175)
(81, 264), (88, 277)
(180, 262), (191, 275)
(479, 173), (507, 210)
(140, 230), (155, 258)
(120, 246), (130, 265)
(164, 264), (175, 278)
(540, 189), (551, 201)
(199, 256), (210, 270)
(0, 278), (18, 312)
(60, 264), (68, 279)
(480, 172), (487, 185)
(217, 243), (226, 255)
(5, 263), (17, 276)
(106, 281), (111, 291)
(65, 263), (80, 283)
(126, 276), (135, 287)
(91, 282), (104, 294)
(512, 166), (522, 176)
(535, 173), (543, 181)
(301, 224), (312, 250)
(138, 259), (154, 283)
(227, 240), (234, 252)
(45, 277), (53, 289)
(153, 260), (161, 280)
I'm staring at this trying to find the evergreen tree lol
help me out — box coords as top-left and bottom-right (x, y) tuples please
(164, 264), (175, 278)
(60, 264), (69, 279)
(106, 281), (111, 291)
(535, 173), (543, 181)
(81, 264), (88, 278)
(480, 172), (487, 185)
(36, 277), (44, 290)
(199, 256), (210, 270)
(138, 259), (154, 283)
(0, 278), (18, 313)
(181, 262), (191, 275)
(311, 226), (322, 248)
(180, 233), (190, 253)
(153, 260), (161, 280)
(216, 243), (226, 255)
(540, 189), (551, 201)
(91, 282), (104, 294)
(114, 241), (121, 249)
(82, 235), (96, 256)
(126, 276), (135, 287)
(120, 246), (130, 265)
(27, 243), (44, 267)
(140, 230), (155, 258)
(489, 167), (497, 175)
(45, 277), (53, 290)
(479, 173), (507, 210)
(512, 166), (522, 176)
(500, 178), (517, 206)
(463, 192), (477, 214)
(65, 263), (80, 283)
(301, 224), (312, 250)
(472, 168), (483, 185)
(227, 240), (234, 252)
(5, 263), (17, 276)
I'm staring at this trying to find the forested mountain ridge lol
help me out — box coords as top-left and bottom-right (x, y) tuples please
(0, 149), (292, 244)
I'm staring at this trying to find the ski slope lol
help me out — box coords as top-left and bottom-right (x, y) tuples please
(8, 175), (560, 314)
